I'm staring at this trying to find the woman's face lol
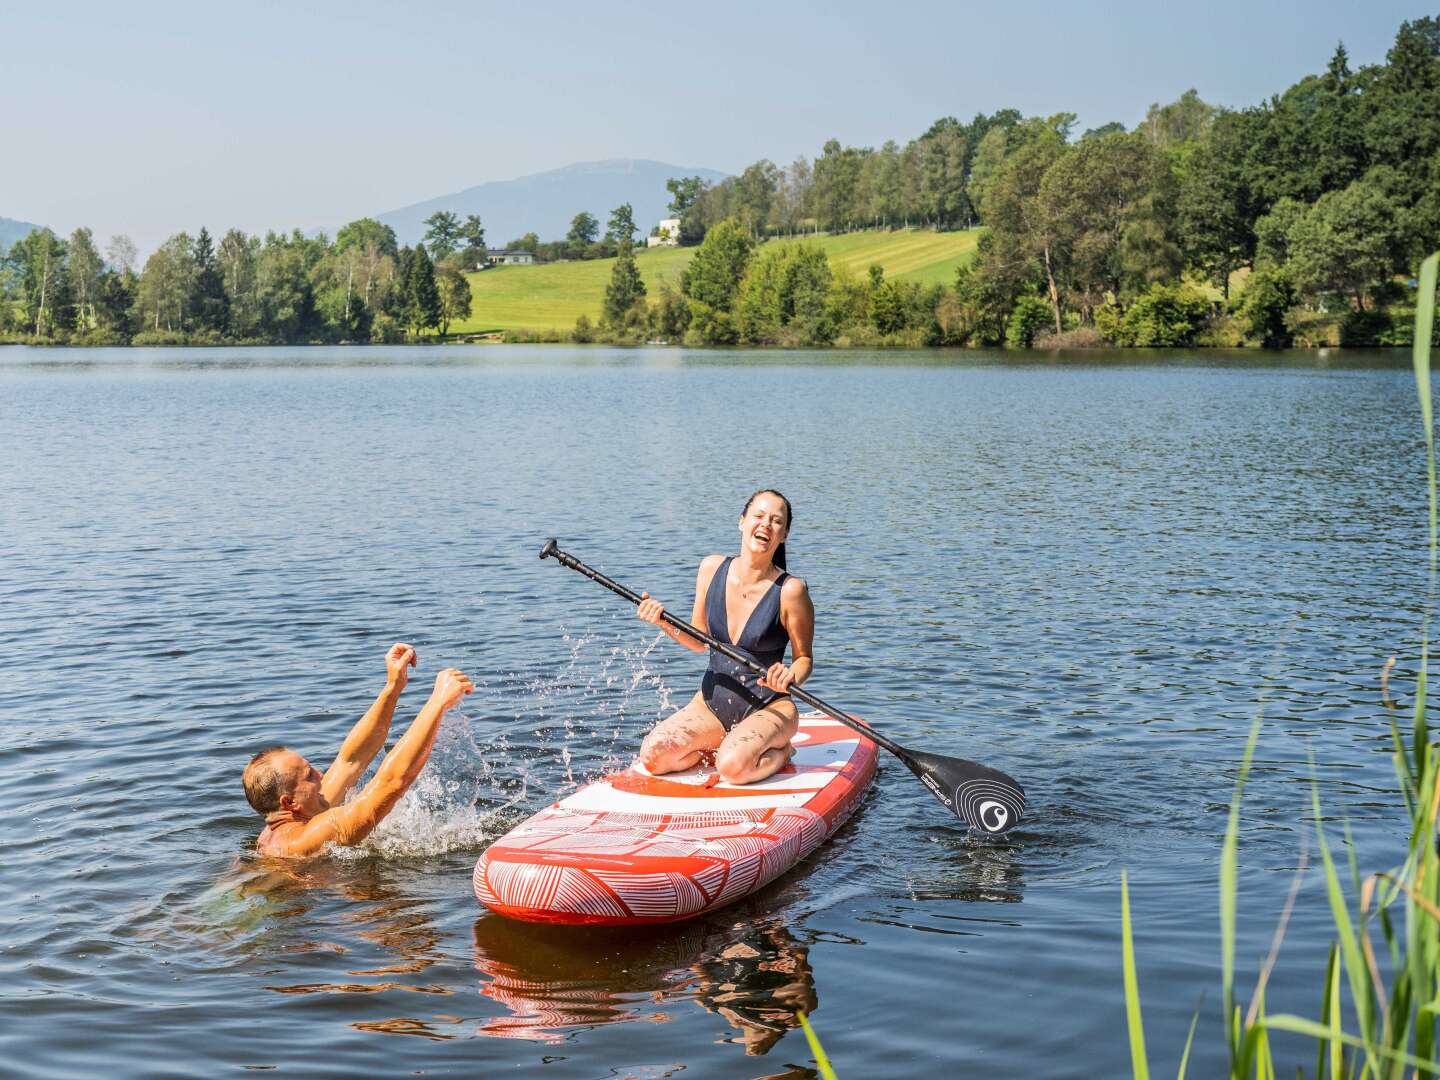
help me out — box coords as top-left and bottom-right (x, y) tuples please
(739, 492), (790, 559)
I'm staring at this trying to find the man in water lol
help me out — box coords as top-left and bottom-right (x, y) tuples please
(242, 642), (473, 858)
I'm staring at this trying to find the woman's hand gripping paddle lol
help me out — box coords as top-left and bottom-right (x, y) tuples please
(539, 539), (1026, 836)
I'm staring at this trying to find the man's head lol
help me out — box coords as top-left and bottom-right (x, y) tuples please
(243, 746), (329, 819)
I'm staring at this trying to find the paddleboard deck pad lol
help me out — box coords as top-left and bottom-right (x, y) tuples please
(473, 714), (877, 925)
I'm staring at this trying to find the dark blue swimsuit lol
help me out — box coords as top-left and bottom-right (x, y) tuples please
(701, 556), (791, 730)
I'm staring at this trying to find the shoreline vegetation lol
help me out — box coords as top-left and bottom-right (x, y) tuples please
(1118, 252), (1440, 1078)
(4, 15), (1439, 352)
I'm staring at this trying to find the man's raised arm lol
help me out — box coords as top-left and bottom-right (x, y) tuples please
(280, 668), (473, 858)
(321, 642), (417, 806)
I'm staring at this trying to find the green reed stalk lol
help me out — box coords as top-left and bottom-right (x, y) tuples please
(1122, 870), (1152, 1079)
(798, 1012), (839, 1080)
(1223, 715), (1266, 1076)
(1125, 253), (1440, 1079)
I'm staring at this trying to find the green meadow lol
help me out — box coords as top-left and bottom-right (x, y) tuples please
(446, 228), (980, 335)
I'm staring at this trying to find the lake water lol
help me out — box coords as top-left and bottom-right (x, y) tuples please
(0, 344), (1427, 1078)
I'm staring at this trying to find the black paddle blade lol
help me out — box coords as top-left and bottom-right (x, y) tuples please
(900, 749), (1026, 836)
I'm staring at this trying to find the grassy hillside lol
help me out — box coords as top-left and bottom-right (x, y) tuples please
(446, 228), (979, 335)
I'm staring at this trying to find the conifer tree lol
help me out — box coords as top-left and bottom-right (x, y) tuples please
(603, 240), (646, 325)
(402, 243), (442, 337)
(190, 227), (229, 333)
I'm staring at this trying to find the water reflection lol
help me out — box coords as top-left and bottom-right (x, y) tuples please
(472, 905), (817, 1056)
(229, 860), (449, 986)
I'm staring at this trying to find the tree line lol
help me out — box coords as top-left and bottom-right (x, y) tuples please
(640, 15), (1440, 347)
(1, 219), (473, 344)
(4, 14), (1438, 347)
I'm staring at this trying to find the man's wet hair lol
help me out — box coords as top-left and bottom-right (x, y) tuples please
(243, 746), (294, 814)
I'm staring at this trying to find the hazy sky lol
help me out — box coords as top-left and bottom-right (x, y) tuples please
(3, 0), (1431, 252)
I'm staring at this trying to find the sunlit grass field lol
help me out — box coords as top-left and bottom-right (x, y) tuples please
(445, 228), (980, 334)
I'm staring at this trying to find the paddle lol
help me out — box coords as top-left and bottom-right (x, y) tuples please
(539, 539), (1026, 836)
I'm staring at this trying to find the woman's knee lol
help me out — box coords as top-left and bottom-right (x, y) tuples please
(714, 742), (752, 783)
(716, 733), (769, 782)
(640, 726), (679, 768)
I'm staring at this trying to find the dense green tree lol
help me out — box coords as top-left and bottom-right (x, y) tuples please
(423, 211), (461, 260)
(870, 278), (908, 335)
(1253, 197), (1306, 267)
(567, 212), (599, 247)
(9, 229), (71, 336)
(679, 219), (753, 344)
(333, 219), (398, 323)
(734, 161), (779, 237)
(460, 215), (486, 265)
(864, 141), (905, 228)
(917, 121), (968, 227)
(137, 233), (195, 333)
(508, 231), (540, 254)
(1005, 295), (1052, 346)
(254, 231), (320, 342)
(680, 219), (753, 312)
(1237, 266), (1295, 347)
(190, 227), (229, 333)
(737, 242), (832, 343)
(1176, 111), (1263, 297)
(1096, 284), (1210, 345)
(606, 203), (636, 246)
(1139, 89), (1218, 147)
(398, 244), (442, 337)
(666, 176), (707, 217)
(650, 282), (691, 341)
(336, 218), (399, 257)
(1285, 176), (1403, 309)
(1081, 122), (1127, 141)
(1037, 132), (1165, 317)
(812, 139), (868, 231)
(779, 157), (813, 234)
(436, 265), (471, 336)
(979, 120), (1070, 332)
(67, 227), (103, 330)
(94, 269), (136, 335)
(603, 240), (647, 326)
(218, 229), (260, 337)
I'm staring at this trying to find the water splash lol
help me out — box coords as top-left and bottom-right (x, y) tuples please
(343, 707), (527, 859)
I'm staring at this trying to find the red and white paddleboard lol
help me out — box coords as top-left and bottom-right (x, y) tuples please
(473, 714), (877, 926)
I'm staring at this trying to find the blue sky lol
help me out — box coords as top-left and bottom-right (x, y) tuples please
(2, 0), (1431, 252)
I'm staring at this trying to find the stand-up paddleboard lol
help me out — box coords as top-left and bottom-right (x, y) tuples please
(473, 714), (877, 925)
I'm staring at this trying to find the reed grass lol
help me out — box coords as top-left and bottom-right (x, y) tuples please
(1123, 251), (1440, 1079)
(798, 1012), (839, 1080)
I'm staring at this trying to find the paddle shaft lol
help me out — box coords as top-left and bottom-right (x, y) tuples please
(539, 540), (906, 758)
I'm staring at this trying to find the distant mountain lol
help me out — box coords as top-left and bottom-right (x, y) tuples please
(0, 216), (42, 251)
(374, 159), (729, 248)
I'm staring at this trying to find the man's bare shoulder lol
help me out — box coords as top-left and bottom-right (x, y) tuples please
(256, 815), (337, 859)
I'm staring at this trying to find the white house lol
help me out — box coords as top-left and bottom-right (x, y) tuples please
(485, 249), (535, 266)
(647, 218), (681, 248)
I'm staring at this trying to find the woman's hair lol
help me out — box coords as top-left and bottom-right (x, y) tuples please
(742, 488), (793, 570)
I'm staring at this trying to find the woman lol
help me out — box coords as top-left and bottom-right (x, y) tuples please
(635, 489), (814, 785)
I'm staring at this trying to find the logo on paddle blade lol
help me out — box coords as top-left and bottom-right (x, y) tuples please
(978, 799), (1009, 832)
(956, 778), (1023, 835)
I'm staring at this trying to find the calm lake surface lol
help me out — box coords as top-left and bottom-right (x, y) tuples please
(0, 344), (1428, 1078)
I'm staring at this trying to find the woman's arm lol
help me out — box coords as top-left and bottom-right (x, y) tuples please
(762, 577), (814, 692)
(636, 555), (723, 654)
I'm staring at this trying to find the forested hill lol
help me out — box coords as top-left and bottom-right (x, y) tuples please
(375, 159), (728, 247)
(0, 217), (41, 251)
